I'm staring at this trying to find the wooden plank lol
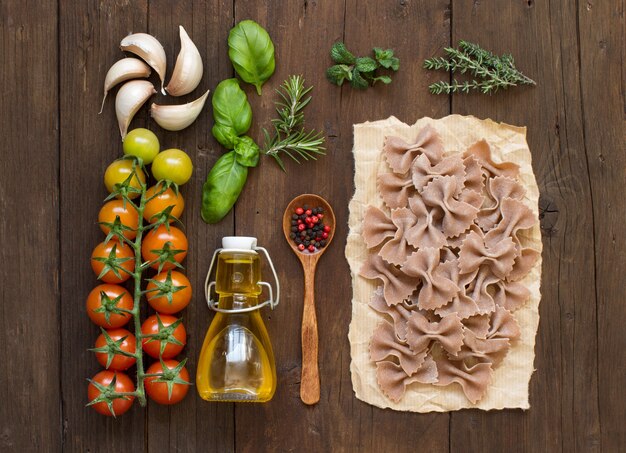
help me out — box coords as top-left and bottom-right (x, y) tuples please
(449, 1), (600, 451)
(0, 0), (60, 451)
(232, 1), (450, 451)
(145, 1), (235, 451)
(59, 1), (149, 451)
(577, 0), (626, 450)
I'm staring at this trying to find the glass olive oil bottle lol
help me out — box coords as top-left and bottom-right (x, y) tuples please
(197, 238), (279, 402)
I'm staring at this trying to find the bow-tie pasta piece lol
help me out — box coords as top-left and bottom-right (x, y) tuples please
(434, 356), (494, 404)
(359, 253), (421, 306)
(401, 248), (460, 310)
(491, 279), (531, 312)
(464, 139), (520, 180)
(405, 197), (447, 249)
(454, 329), (511, 366)
(488, 305), (521, 341)
(369, 287), (415, 341)
(462, 314), (491, 338)
(370, 320), (427, 375)
(421, 176), (480, 238)
(478, 176), (526, 231)
(485, 197), (537, 248)
(379, 208), (419, 266)
(375, 355), (438, 403)
(405, 311), (464, 355)
(508, 247), (541, 282)
(411, 154), (466, 194)
(459, 230), (517, 279)
(362, 206), (396, 249)
(383, 125), (445, 174)
(465, 267), (500, 314)
(378, 170), (414, 209)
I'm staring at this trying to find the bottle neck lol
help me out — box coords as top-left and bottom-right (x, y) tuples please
(217, 294), (259, 310)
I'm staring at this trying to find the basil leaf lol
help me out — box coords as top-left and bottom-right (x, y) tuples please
(228, 20), (275, 95)
(233, 135), (260, 167)
(201, 151), (248, 224)
(212, 124), (238, 149)
(211, 79), (252, 147)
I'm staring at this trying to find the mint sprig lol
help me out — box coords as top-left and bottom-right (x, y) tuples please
(326, 42), (399, 89)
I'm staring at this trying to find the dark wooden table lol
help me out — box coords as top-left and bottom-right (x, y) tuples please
(1, 1), (624, 452)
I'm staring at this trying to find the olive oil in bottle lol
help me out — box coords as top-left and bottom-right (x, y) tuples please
(197, 238), (279, 402)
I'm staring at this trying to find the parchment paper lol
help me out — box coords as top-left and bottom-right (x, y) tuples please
(346, 115), (542, 412)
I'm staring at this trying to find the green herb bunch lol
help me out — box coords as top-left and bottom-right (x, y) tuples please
(326, 42), (399, 89)
(424, 40), (536, 95)
(263, 75), (326, 171)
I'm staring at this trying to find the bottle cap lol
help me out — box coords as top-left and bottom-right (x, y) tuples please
(222, 236), (258, 252)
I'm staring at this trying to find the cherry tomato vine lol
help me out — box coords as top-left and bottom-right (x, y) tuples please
(87, 155), (192, 415)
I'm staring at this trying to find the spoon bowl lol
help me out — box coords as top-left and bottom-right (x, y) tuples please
(283, 194), (335, 405)
(282, 194), (336, 256)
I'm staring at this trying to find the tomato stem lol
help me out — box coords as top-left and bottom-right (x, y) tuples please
(130, 177), (148, 407)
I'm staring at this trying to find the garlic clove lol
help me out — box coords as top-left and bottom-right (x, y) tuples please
(150, 89), (210, 131)
(120, 33), (167, 94)
(100, 58), (151, 114)
(165, 26), (203, 97)
(115, 80), (156, 139)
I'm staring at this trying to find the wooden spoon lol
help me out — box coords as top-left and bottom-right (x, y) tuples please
(283, 194), (335, 405)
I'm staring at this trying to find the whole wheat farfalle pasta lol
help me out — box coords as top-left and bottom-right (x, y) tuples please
(361, 124), (540, 405)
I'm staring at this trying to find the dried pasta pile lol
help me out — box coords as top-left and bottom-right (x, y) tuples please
(346, 116), (542, 412)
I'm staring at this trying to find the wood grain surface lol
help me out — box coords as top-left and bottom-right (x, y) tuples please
(0, 0), (624, 452)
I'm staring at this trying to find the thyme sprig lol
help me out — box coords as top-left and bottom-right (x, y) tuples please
(262, 75), (325, 172)
(424, 40), (536, 95)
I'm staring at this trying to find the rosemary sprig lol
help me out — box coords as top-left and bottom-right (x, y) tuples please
(424, 40), (536, 95)
(262, 75), (325, 171)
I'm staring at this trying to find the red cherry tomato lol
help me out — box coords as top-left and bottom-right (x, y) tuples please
(91, 240), (134, 283)
(141, 225), (187, 270)
(144, 184), (185, 223)
(145, 359), (190, 405)
(94, 328), (137, 371)
(141, 314), (186, 359)
(88, 370), (135, 416)
(86, 284), (133, 328)
(146, 271), (192, 314)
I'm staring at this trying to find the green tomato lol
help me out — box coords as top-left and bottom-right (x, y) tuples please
(151, 149), (193, 185)
(123, 128), (160, 164)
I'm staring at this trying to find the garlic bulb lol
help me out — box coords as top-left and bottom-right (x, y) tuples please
(115, 80), (156, 139)
(100, 58), (151, 114)
(150, 89), (210, 131)
(120, 33), (167, 94)
(166, 26), (203, 96)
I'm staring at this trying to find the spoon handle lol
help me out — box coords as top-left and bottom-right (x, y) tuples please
(300, 259), (320, 405)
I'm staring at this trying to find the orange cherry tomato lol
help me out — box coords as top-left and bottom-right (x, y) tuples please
(146, 271), (192, 314)
(98, 200), (140, 239)
(141, 226), (187, 270)
(145, 359), (190, 405)
(94, 328), (137, 371)
(91, 240), (135, 283)
(86, 284), (133, 328)
(141, 314), (186, 359)
(88, 370), (135, 416)
(144, 184), (185, 223)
